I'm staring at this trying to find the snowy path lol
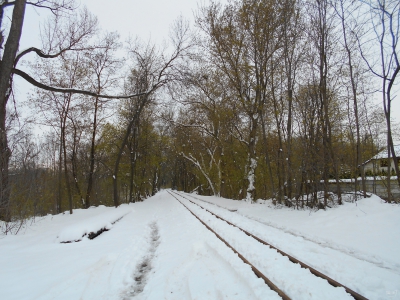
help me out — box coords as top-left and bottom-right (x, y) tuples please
(175, 191), (400, 300)
(0, 191), (274, 300)
(124, 192), (276, 300)
(0, 190), (398, 299)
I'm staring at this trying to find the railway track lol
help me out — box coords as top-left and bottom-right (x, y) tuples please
(168, 190), (368, 300)
(183, 191), (400, 276)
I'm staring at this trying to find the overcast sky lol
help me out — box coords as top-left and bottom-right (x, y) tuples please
(78, 0), (202, 43)
(19, 0), (211, 49)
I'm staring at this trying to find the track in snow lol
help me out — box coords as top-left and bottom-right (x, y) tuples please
(123, 222), (160, 299)
(179, 191), (400, 275)
(168, 190), (368, 300)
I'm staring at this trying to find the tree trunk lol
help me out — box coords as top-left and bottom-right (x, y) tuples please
(337, 0), (366, 198)
(113, 98), (146, 207)
(57, 131), (63, 214)
(62, 122), (72, 214)
(261, 117), (275, 199)
(387, 67), (400, 190)
(71, 122), (84, 206)
(128, 126), (138, 203)
(245, 115), (258, 202)
(152, 167), (158, 196)
(85, 96), (99, 208)
(0, 0), (26, 221)
(286, 87), (293, 200)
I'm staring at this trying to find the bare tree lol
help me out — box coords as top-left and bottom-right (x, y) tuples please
(332, 0), (368, 198)
(83, 31), (121, 208)
(0, 1), (158, 220)
(305, 0), (343, 206)
(358, 0), (400, 201)
(112, 19), (192, 207)
(30, 7), (98, 213)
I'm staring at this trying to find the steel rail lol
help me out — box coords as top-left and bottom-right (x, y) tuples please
(171, 190), (368, 300)
(167, 190), (291, 300)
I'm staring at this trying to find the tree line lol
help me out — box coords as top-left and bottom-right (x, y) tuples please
(170, 0), (399, 206)
(0, 0), (399, 230)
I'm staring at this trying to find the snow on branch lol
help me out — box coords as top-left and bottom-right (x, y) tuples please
(181, 152), (216, 195)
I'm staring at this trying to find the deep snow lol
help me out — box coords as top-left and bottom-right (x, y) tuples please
(0, 190), (399, 299)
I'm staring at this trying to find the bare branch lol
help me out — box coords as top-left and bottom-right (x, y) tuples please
(1, 0), (76, 13)
(12, 68), (154, 99)
(14, 45), (95, 66)
(26, 0), (76, 15)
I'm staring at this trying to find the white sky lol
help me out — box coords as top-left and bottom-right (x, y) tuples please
(20, 0), (206, 47)
(77, 0), (202, 43)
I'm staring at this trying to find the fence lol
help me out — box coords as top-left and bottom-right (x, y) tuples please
(327, 177), (400, 200)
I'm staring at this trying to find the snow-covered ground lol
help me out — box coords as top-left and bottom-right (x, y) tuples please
(0, 190), (399, 299)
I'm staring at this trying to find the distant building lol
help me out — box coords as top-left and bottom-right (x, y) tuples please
(362, 145), (400, 175)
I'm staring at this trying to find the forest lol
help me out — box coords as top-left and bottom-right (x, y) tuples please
(0, 0), (399, 231)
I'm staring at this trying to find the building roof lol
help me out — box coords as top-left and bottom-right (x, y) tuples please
(362, 144), (400, 165)
(370, 145), (400, 160)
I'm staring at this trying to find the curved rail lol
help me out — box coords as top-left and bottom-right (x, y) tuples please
(171, 190), (368, 300)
